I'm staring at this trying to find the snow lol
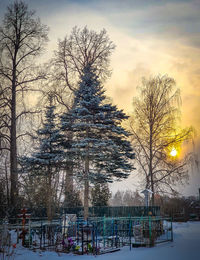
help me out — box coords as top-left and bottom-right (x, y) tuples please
(12, 221), (200, 260)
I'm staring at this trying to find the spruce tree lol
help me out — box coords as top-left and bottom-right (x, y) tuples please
(91, 183), (111, 207)
(61, 65), (134, 219)
(20, 97), (63, 220)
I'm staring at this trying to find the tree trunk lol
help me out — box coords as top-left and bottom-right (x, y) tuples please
(149, 124), (154, 206)
(64, 164), (74, 205)
(66, 165), (73, 193)
(83, 126), (90, 220)
(84, 152), (89, 220)
(47, 169), (52, 222)
(10, 66), (18, 210)
(5, 158), (10, 206)
(150, 170), (155, 206)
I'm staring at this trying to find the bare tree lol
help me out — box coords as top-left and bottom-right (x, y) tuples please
(130, 75), (193, 205)
(0, 0), (48, 209)
(51, 26), (115, 107)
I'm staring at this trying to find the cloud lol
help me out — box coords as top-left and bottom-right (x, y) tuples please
(86, 0), (200, 49)
(1, 0), (199, 132)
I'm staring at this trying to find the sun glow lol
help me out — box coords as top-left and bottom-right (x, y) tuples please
(170, 148), (177, 157)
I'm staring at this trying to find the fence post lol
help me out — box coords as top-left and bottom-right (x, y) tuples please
(129, 216), (132, 250)
(81, 225), (84, 255)
(171, 219), (173, 242)
(115, 219), (118, 248)
(95, 223), (98, 254)
(149, 215), (152, 246)
(103, 216), (106, 248)
(29, 218), (31, 248)
(17, 219), (19, 244)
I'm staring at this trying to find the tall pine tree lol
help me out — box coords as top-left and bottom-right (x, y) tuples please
(61, 65), (134, 219)
(20, 97), (63, 220)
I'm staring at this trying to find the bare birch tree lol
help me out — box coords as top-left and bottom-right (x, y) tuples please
(130, 75), (192, 205)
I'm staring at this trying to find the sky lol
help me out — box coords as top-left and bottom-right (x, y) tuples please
(0, 0), (200, 196)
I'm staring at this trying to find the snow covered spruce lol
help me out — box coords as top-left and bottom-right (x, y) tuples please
(20, 65), (135, 220)
(60, 65), (134, 219)
(19, 97), (64, 221)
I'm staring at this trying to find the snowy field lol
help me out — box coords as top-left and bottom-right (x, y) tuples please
(12, 221), (200, 260)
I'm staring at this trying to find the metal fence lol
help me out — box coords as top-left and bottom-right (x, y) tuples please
(0, 215), (173, 255)
(62, 206), (161, 217)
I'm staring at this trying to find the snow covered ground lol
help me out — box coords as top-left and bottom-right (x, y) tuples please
(12, 221), (200, 260)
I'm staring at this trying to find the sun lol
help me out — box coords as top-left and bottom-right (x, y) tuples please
(170, 148), (177, 157)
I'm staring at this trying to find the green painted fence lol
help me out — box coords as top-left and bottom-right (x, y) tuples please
(62, 206), (160, 217)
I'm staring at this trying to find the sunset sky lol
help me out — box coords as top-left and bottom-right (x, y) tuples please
(0, 0), (199, 196)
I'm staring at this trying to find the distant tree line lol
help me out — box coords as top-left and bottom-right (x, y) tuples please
(110, 190), (144, 206)
(110, 191), (200, 221)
